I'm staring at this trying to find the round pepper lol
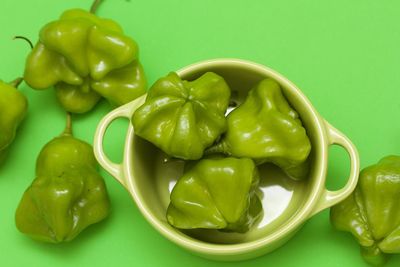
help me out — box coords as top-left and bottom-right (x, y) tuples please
(0, 78), (28, 163)
(331, 155), (400, 266)
(24, 8), (146, 113)
(206, 78), (311, 180)
(167, 157), (262, 233)
(15, 115), (110, 243)
(132, 72), (231, 160)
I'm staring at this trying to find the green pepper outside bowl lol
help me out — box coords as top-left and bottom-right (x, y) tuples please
(93, 58), (360, 261)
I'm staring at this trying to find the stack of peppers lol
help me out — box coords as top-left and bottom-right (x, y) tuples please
(1, 0), (146, 243)
(132, 72), (312, 232)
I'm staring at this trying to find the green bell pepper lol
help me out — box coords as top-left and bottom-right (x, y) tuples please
(0, 78), (28, 163)
(331, 155), (400, 266)
(132, 72), (231, 160)
(167, 157), (262, 233)
(15, 116), (110, 243)
(24, 9), (146, 114)
(206, 78), (311, 180)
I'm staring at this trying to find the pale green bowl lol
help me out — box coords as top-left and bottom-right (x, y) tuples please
(93, 58), (359, 261)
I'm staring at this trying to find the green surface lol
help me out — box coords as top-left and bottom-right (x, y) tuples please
(1, 0), (399, 266)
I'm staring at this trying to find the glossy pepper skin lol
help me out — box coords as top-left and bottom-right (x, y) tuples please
(24, 9), (146, 113)
(132, 72), (231, 160)
(15, 128), (110, 243)
(167, 157), (262, 233)
(206, 78), (311, 180)
(331, 156), (400, 266)
(0, 80), (28, 163)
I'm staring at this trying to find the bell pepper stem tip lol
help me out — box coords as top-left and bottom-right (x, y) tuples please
(10, 77), (24, 88)
(90, 0), (103, 14)
(13, 36), (33, 50)
(63, 113), (73, 136)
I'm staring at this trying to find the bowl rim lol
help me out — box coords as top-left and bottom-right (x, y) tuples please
(124, 58), (329, 256)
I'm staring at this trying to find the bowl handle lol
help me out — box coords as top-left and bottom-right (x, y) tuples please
(309, 120), (360, 217)
(93, 95), (146, 186)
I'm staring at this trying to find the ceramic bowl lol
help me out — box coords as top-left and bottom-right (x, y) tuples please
(93, 58), (359, 261)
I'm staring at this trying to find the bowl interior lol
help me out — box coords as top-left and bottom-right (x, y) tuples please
(130, 60), (323, 245)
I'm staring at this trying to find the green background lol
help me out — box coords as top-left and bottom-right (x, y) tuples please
(1, 0), (399, 266)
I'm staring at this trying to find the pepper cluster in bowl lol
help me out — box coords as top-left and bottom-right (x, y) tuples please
(131, 71), (312, 233)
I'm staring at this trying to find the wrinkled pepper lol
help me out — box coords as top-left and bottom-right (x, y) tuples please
(331, 156), (400, 266)
(167, 157), (262, 233)
(24, 9), (146, 114)
(206, 78), (311, 180)
(15, 115), (110, 243)
(0, 78), (28, 163)
(132, 72), (231, 160)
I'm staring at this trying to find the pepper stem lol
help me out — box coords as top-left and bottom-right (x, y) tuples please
(13, 36), (34, 50)
(90, 0), (103, 14)
(63, 113), (73, 136)
(10, 77), (24, 88)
